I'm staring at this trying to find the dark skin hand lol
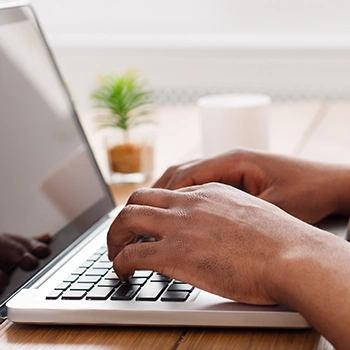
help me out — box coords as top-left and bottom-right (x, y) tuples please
(107, 183), (309, 304)
(107, 150), (350, 349)
(153, 149), (350, 224)
(107, 183), (350, 349)
(0, 233), (51, 289)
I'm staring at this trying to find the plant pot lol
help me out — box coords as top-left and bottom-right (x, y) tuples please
(105, 129), (154, 183)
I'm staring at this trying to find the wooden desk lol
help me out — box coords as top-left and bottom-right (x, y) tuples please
(2, 101), (349, 349)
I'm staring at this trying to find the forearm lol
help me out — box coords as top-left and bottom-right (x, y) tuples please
(270, 226), (350, 349)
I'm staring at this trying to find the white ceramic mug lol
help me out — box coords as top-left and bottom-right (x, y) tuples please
(197, 93), (271, 158)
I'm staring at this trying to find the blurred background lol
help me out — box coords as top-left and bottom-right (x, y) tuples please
(2, 0), (350, 109)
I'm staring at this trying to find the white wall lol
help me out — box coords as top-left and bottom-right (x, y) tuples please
(2, 0), (350, 107)
(26, 0), (350, 38)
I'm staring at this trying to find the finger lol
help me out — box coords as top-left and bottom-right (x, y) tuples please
(152, 165), (180, 188)
(126, 187), (184, 208)
(1, 235), (28, 266)
(158, 157), (237, 190)
(107, 205), (169, 260)
(17, 252), (40, 270)
(107, 228), (137, 262)
(152, 160), (199, 188)
(0, 236), (40, 271)
(31, 243), (51, 259)
(35, 233), (52, 244)
(113, 241), (165, 280)
(8, 234), (51, 259)
(108, 188), (184, 260)
(175, 184), (202, 192)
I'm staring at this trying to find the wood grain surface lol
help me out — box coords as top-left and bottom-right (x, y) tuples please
(0, 321), (184, 350)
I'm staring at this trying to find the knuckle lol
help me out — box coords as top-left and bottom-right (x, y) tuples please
(116, 205), (135, 225)
(176, 206), (195, 225)
(201, 182), (228, 196)
(128, 188), (147, 204)
(118, 204), (156, 224)
(189, 185), (213, 201)
(167, 169), (186, 186)
(139, 206), (157, 217)
(165, 165), (179, 175)
(173, 165), (188, 178)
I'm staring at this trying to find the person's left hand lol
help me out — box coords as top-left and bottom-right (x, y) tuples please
(107, 183), (317, 305)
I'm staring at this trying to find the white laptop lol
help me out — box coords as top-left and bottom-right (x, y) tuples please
(0, 2), (324, 328)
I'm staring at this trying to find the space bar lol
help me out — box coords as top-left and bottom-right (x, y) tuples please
(136, 282), (168, 301)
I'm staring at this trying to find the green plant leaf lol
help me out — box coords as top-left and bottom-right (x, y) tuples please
(91, 69), (155, 132)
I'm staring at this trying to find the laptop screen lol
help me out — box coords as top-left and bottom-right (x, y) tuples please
(0, 5), (115, 312)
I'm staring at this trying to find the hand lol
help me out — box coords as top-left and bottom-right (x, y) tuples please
(153, 149), (350, 224)
(0, 233), (51, 272)
(107, 183), (315, 305)
(108, 183), (350, 348)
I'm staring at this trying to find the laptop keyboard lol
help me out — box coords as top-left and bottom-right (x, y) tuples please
(46, 244), (195, 302)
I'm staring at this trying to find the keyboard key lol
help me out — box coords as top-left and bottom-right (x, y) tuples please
(54, 282), (71, 290)
(85, 269), (109, 277)
(72, 268), (87, 275)
(70, 283), (95, 291)
(98, 279), (121, 288)
(86, 286), (115, 300)
(79, 261), (93, 268)
(99, 254), (110, 263)
(95, 248), (107, 255)
(128, 277), (148, 285)
(63, 275), (79, 283)
(168, 283), (194, 292)
(111, 284), (140, 300)
(46, 290), (63, 300)
(61, 290), (87, 300)
(151, 274), (172, 282)
(161, 291), (190, 302)
(92, 261), (112, 269)
(87, 254), (101, 261)
(136, 282), (168, 301)
(133, 270), (153, 278)
(78, 275), (101, 284)
(104, 271), (118, 279)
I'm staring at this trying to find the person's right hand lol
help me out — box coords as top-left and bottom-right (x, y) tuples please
(153, 149), (350, 224)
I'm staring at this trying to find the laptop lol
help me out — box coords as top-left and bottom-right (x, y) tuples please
(0, 2), (320, 328)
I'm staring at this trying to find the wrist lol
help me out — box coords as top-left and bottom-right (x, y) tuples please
(266, 224), (350, 348)
(264, 222), (333, 307)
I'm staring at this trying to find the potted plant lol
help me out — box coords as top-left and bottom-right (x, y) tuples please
(91, 70), (155, 183)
